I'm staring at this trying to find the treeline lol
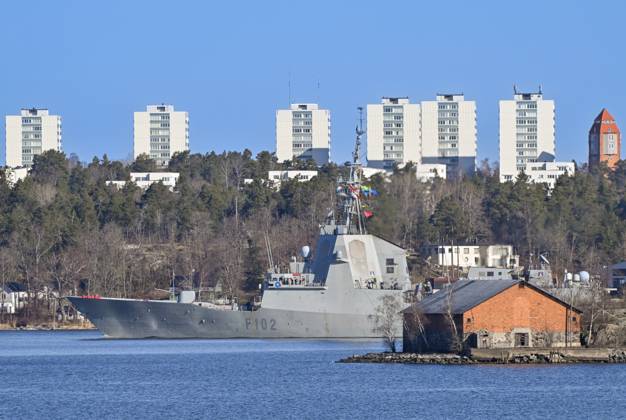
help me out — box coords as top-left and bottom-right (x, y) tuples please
(1, 150), (626, 316)
(0, 150), (343, 315)
(367, 160), (626, 280)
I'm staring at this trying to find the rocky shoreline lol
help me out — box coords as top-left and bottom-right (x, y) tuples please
(339, 349), (626, 365)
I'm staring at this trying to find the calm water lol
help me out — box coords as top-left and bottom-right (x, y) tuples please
(0, 331), (625, 419)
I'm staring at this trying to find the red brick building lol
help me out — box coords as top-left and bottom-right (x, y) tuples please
(403, 280), (582, 353)
(589, 108), (621, 170)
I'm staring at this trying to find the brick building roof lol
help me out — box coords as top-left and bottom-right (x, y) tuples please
(404, 280), (582, 315)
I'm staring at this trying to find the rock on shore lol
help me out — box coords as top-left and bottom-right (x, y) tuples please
(338, 349), (626, 364)
(338, 352), (476, 364)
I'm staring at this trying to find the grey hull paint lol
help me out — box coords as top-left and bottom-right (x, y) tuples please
(68, 297), (396, 339)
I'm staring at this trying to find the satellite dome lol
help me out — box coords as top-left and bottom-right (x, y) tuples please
(579, 271), (590, 283)
(301, 245), (310, 258)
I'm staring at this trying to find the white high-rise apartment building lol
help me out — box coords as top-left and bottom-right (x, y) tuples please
(5, 108), (62, 168)
(421, 94), (477, 177)
(134, 104), (189, 167)
(366, 97), (420, 169)
(275, 103), (331, 165)
(499, 88), (555, 182)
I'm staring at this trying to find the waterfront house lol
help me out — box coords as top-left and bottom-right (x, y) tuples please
(1, 282), (28, 315)
(403, 279), (581, 352)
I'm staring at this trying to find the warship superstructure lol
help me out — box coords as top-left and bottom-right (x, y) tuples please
(68, 111), (412, 338)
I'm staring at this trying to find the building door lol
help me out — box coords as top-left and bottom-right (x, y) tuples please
(514, 332), (529, 347)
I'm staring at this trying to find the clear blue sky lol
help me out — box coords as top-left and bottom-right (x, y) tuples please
(1, 0), (624, 166)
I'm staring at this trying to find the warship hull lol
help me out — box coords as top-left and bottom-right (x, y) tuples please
(68, 296), (394, 339)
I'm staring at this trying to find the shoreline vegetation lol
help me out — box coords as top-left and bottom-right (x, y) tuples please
(338, 348), (626, 365)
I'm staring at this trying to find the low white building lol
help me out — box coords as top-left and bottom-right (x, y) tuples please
(415, 164), (447, 182)
(107, 172), (180, 190)
(361, 167), (388, 180)
(267, 170), (318, 187)
(424, 244), (519, 269)
(1, 282), (28, 315)
(522, 161), (575, 189)
(5, 167), (29, 186)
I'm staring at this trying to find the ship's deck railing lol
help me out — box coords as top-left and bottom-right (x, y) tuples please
(266, 273), (321, 288)
(353, 277), (404, 290)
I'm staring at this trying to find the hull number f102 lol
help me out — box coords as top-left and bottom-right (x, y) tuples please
(245, 318), (277, 331)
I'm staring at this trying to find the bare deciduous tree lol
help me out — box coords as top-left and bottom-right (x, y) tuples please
(374, 294), (404, 352)
(403, 305), (429, 353)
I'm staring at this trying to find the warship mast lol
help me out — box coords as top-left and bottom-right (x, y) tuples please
(340, 107), (367, 235)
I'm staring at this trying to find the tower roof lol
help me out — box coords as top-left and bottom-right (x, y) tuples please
(590, 108), (620, 134)
(594, 108), (616, 123)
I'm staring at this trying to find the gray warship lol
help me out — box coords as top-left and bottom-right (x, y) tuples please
(68, 116), (412, 338)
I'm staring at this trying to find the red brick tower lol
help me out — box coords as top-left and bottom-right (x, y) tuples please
(589, 109), (621, 169)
